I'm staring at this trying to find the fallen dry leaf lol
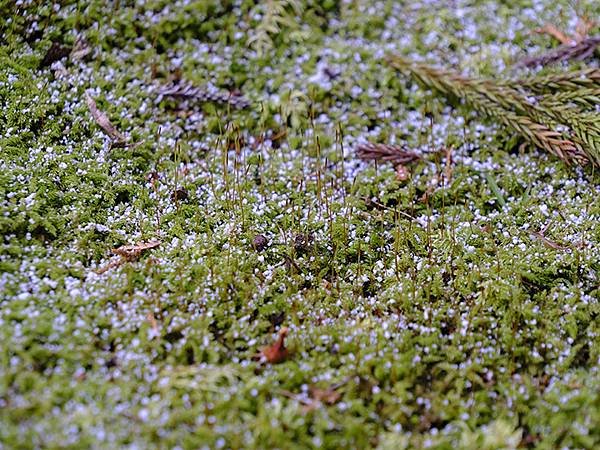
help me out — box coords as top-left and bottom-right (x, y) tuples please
(258, 327), (290, 364)
(112, 240), (161, 261)
(95, 240), (161, 274)
(85, 91), (126, 144)
(309, 385), (342, 405)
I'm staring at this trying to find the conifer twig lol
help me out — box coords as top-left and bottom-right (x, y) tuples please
(511, 69), (600, 94)
(538, 88), (600, 107)
(386, 54), (598, 167)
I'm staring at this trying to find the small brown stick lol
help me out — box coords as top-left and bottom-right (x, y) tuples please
(85, 92), (127, 144)
(534, 24), (575, 45)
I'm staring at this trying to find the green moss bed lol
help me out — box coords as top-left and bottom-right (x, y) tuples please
(1, 1), (599, 448)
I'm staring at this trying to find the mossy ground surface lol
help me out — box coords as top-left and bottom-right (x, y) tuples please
(1, 1), (599, 448)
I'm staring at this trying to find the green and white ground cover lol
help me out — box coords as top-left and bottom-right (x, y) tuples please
(1, 0), (599, 448)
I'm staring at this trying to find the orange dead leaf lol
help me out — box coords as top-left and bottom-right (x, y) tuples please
(259, 327), (290, 364)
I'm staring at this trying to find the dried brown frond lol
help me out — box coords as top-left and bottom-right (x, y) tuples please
(518, 36), (600, 68)
(158, 81), (250, 109)
(356, 142), (421, 165)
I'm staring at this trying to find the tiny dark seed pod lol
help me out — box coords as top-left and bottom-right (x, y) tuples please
(252, 234), (268, 252)
(171, 188), (189, 202)
(293, 232), (313, 255)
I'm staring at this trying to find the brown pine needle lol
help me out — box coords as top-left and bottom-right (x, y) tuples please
(95, 240), (161, 274)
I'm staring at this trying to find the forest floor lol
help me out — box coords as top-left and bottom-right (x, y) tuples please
(1, 1), (599, 448)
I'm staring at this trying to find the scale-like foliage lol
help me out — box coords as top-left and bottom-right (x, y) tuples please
(386, 55), (600, 167)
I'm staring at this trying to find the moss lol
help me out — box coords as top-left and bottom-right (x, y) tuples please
(1, 0), (600, 448)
